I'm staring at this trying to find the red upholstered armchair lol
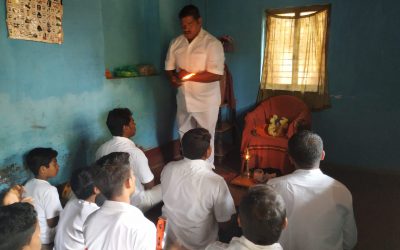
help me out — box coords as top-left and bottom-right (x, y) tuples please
(241, 95), (311, 175)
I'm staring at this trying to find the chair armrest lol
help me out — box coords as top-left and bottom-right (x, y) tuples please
(241, 109), (269, 149)
(287, 110), (311, 138)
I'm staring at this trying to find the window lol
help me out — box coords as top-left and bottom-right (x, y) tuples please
(260, 5), (330, 97)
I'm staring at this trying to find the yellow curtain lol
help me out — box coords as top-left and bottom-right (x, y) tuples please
(259, 8), (330, 110)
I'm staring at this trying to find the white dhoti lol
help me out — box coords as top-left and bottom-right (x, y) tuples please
(177, 107), (219, 164)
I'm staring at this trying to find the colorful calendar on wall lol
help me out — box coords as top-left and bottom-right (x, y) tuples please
(6, 0), (63, 44)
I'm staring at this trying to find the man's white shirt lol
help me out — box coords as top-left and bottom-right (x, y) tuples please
(95, 136), (154, 206)
(83, 200), (156, 250)
(165, 28), (224, 112)
(268, 168), (357, 250)
(161, 158), (236, 249)
(206, 236), (283, 250)
(54, 197), (99, 250)
(24, 178), (63, 244)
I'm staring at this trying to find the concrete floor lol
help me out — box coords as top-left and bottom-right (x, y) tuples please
(323, 166), (400, 250)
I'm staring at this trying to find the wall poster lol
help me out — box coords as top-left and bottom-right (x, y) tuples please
(6, 0), (63, 44)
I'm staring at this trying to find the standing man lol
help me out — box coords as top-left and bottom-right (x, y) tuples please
(165, 4), (225, 163)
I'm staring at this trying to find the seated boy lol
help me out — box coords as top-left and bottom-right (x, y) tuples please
(83, 152), (156, 249)
(161, 128), (236, 249)
(0, 202), (41, 250)
(206, 185), (287, 250)
(96, 108), (161, 212)
(54, 167), (100, 250)
(24, 147), (63, 248)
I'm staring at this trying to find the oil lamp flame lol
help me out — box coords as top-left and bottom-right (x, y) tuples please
(245, 149), (250, 160)
(182, 73), (195, 80)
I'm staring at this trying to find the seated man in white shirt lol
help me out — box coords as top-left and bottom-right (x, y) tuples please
(268, 130), (358, 250)
(95, 108), (161, 212)
(83, 152), (156, 249)
(207, 185), (287, 250)
(54, 167), (100, 250)
(161, 128), (236, 249)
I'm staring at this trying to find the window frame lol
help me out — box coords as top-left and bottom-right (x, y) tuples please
(261, 4), (331, 93)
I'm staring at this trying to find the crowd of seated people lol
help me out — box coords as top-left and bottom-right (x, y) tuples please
(0, 107), (357, 250)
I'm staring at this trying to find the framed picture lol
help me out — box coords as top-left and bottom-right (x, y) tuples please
(6, 0), (63, 44)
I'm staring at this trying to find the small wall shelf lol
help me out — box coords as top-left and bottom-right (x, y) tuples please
(105, 74), (159, 80)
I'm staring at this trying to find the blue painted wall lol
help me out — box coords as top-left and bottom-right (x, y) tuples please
(0, 0), (106, 188)
(205, 0), (400, 172)
(0, 0), (191, 190)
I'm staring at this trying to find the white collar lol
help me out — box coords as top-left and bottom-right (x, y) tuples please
(293, 168), (323, 175)
(112, 136), (136, 147)
(197, 28), (205, 38)
(102, 200), (133, 211)
(77, 199), (99, 208)
(33, 178), (50, 184)
(182, 158), (214, 170)
(234, 236), (283, 249)
(184, 28), (205, 44)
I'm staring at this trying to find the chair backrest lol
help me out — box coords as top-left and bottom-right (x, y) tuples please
(251, 95), (310, 124)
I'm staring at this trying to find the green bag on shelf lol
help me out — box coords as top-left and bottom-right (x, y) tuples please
(113, 66), (139, 78)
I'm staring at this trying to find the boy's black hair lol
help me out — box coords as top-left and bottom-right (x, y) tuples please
(106, 108), (132, 137)
(26, 147), (58, 176)
(181, 128), (210, 160)
(179, 4), (201, 20)
(70, 167), (96, 200)
(288, 130), (323, 169)
(239, 185), (286, 245)
(92, 152), (131, 200)
(0, 202), (38, 250)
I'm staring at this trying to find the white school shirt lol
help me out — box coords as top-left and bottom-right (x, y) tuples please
(95, 136), (154, 206)
(161, 158), (236, 250)
(54, 197), (99, 250)
(206, 236), (283, 250)
(24, 178), (63, 244)
(268, 168), (358, 250)
(165, 28), (225, 112)
(83, 200), (156, 250)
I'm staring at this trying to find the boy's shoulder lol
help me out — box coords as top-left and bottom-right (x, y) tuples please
(161, 159), (183, 174)
(25, 178), (58, 196)
(162, 160), (221, 177)
(121, 206), (154, 228)
(203, 169), (225, 184)
(267, 174), (293, 185)
(87, 202), (154, 230)
(25, 178), (52, 189)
